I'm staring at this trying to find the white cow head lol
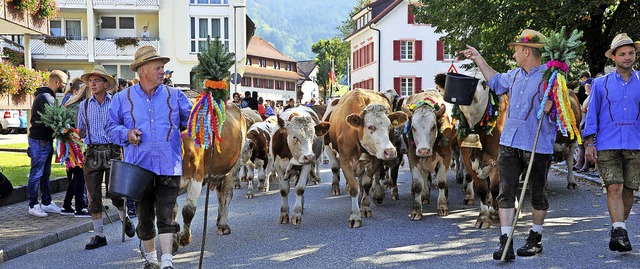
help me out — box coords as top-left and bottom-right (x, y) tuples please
(407, 104), (445, 157)
(282, 115), (330, 165)
(458, 78), (489, 128)
(240, 138), (253, 164)
(346, 104), (408, 160)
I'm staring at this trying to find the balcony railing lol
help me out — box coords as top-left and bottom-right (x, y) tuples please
(93, 0), (159, 7)
(55, 0), (87, 8)
(0, 36), (24, 53)
(30, 38), (88, 57)
(94, 39), (159, 57)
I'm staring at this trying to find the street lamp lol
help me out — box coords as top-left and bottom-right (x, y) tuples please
(233, 2), (246, 94)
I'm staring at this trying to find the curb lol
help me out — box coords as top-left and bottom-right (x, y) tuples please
(0, 177), (68, 207)
(0, 209), (121, 264)
(0, 148), (27, 153)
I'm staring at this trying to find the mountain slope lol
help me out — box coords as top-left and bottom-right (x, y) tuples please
(247, 0), (356, 60)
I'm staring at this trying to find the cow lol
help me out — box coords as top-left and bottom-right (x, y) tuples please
(234, 108), (265, 188)
(325, 88), (408, 228)
(175, 104), (246, 251)
(378, 89), (406, 202)
(272, 106), (330, 225)
(403, 90), (455, 220)
(452, 80), (507, 228)
(552, 90), (582, 189)
(241, 121), (277, 198)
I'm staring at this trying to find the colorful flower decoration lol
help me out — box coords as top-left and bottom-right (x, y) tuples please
(517, 34), (541, 44)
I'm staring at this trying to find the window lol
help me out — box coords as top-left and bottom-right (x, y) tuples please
(275, 80), (283, 90)
(242, 76), (251, 87)
(246, 57), (252, 65)
(285, 63), (292, 71)
(100, 16), (134, 30)
(254, 78), (262, 87)
(119, 17), (134, 29)
(394, 77), (422, 96)
(273, 61), (280, 69)
(286, 82), (295, 91)
(65, 20), (82, 40)
(189, 16), (230, 53)
(50, 21), (62, 37)
(259, 59), (266, 67)
(394, 40), (422, 61)
(401, 41), (413, 60)
(101, 17), (116, 29)
(401, 78), (413, 96)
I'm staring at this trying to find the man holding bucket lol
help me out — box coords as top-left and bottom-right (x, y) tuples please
(78, 65), (135, 250)
(105, 46), (191, 269)
(463, 29), (555, 261)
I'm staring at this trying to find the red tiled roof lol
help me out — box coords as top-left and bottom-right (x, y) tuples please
(244, 66), (304, 81)
(247, 36), (295, 62)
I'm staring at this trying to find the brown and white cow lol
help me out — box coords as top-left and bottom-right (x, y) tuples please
(552, 90), (582, 189)
(453, 80), (507, 228)
(325, 89), (408, 228)
(175, 104), (246, 251)
(403, 90), (455, 220)
(272, 106), (330, 225)
(241, 121), (277, 198)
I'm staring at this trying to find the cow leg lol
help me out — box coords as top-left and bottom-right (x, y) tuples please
(389, 161), (400, 200)
(463, 173), (475, 205)
(371, 163), (385, 205)
(292, 164), (312, 226)
(325, 145), (341, 195)
(409, 164), (425, 221)
(435, 161), (449, 216)
(232, 160), (242, 189)
(473, 176), (493, 229)
(422, 170), (431, 205)
(279, 169), (291, 224)
(342, 161), (362, 228)
(309, 160), (321, 185)
(565, 142), (578, 189)
(178, 177), (202, 247)
(215, 174), (234, 235)
(246, 163), (256, 198)
(256, 159), (268, 192)
(239, 163), (247, 183)
(359, 161), (374, 218)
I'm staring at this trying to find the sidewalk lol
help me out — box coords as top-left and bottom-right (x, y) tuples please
(0, 186), (122, 264)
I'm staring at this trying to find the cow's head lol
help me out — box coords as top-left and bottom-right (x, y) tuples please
(240, 138), (254, 163)
(408, 104), (445, 157)
(284, 115), (331, 165)
(346, 104), (408, 160)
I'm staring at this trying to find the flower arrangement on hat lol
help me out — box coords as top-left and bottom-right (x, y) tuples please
(37, 104), (85, 169)
(537, 26), (585, 144)
(188, 37), (236, 150)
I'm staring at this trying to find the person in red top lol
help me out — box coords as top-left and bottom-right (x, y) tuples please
(257, 97), (266, 119)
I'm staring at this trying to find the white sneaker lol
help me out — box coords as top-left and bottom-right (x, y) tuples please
(40, 202), (62, 214)
(28, 206), (48, 217)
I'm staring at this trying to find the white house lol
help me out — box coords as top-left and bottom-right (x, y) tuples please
(296, 60), (320, 103)
(345, 0), (472, 96)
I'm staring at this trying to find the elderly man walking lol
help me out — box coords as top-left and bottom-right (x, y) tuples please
(106, 46), (191, 269)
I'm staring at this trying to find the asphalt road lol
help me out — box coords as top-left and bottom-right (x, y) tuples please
(2, 161), (638, 269)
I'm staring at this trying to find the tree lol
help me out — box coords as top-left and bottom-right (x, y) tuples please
(311, 38), (350, 99)
(337, 0), (373, 39)
(413, 0), (640, 76)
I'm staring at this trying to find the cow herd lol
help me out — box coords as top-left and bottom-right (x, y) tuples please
(170, 80), (582, 252)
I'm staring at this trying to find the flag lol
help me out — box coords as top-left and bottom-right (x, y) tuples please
(329, 58), (336, 89)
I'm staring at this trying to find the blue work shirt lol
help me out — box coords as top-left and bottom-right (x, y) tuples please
(105, 84), (192, 176)
(583, 70), (640, 150)
(77, 93), (113, 145)
(488, 65), (557, 154)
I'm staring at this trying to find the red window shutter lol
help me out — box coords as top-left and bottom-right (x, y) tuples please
(352, 51), (356, 69)
(370, 43), (374, 63)
(408, 5), (415, 24)
(415, 40), (422, 61)
(393, 40), (400, 61)
(415, 77), (422, 93)
(436, 40), (444, 61)
(394, 77), (401, 95)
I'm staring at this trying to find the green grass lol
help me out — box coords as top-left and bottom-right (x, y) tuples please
(0, 143), (28, 149)
(0, 152), (67, 187)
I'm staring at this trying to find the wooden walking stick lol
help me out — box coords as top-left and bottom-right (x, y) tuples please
(198, 149), (214, 269)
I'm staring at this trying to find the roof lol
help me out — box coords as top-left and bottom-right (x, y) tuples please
(247, 36), (294, 62)
(297, 60), (316, 80)
(345, 0), (403, 40)
(244, 66), (305, 81)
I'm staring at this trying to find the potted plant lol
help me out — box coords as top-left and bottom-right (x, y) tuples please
(12, 66), (43, 104)
(44, 36), (67, 47)
(35, 0), (59, 20)
(2, 48), (25, 66)
(0, 63), (20, 95)
(7, 0), (39, 12)
(114, 37), (139, 50)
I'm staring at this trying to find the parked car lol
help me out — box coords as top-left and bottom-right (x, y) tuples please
(0, 118), (9, 134)
(0, 109), (27, 134)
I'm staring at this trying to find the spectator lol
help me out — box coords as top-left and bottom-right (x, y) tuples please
(132, 77), (140, 85)
(61, 78), (83, 105)
(265, 100), (276, 117)
(245, 91), (259, 110)
(434, 73), (446, 94)
(141, 25), (150, 41)
(78, 65), (134, 250)
(106, 46), (192, 269)
(117, 78), (128, 93)
(576, 71), (592, 104)
(283, 98), (295, 111)
(257, 97), (266, 119)
(27, 70), (67, 217)
(163, 70), (173, 87)
(232, 92), (242, 108)
(584, 33), (640, 253)
(573, 77), (594, 172)
(306, 98), (316, 107)
(241, 90), (250, 108)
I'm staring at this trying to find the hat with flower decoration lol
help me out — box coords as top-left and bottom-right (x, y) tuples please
(508, 29), (546, 49)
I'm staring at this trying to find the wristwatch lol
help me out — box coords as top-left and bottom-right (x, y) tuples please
(585, 143), (595, 147)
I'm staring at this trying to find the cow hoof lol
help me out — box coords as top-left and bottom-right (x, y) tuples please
(361, 208), (372, 218)
(234, 183), (241, 189)
(410, 212), (423, 221)
(178, 230), (192, 246)
(331, 186), (340, 196)
(373, 197), (383, 205)
(349, 219), (362, 228)
(421, 198), (430, 205)
(280, 214), (290, 224)
(464, 198), (474, 205)
(246, 193), (254, 199)
(217, 225), (231, 236)
(391, 193), (399, 201)
(567, 182), (578, 189)
(437, 209), (449, 216)
(291, 216), (302, 226)
(474, 220), (492, 229)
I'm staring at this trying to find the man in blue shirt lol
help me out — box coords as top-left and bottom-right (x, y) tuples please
(584, 33), (640, 253)
(106, 46), (191, 269)
(464, 29), (554, 261)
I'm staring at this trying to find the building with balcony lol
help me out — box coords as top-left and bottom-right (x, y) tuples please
(345, 0), (472, 96)
(21, 0), (249, 92)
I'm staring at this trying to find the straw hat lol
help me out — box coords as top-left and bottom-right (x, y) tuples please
(605, 33), (640, 59)
(129, 45), (170, 72)
(81, 65), (116, 90)
(508, 29), (546, 49)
